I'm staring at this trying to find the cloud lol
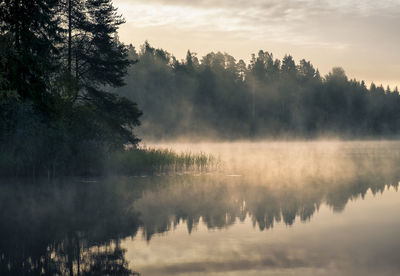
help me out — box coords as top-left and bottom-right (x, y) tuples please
(115, 0), (400, 49)
(114, 0), (400, 87)
(115, 0), (400, 16)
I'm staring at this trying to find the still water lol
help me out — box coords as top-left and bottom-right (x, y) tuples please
(1, 141), (400, 275)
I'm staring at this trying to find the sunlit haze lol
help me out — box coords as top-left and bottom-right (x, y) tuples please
(115, 0), (400, 88)
(2, 1), (400, 275)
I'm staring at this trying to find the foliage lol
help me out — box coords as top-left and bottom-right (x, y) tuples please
(0, 0), (142, 177)
(117, 44), (400, 140)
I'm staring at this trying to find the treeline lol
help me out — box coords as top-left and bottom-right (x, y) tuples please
(0, 0), (142, 176)
(117, 42), (400, 140)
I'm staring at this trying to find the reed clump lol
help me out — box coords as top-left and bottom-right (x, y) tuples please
(108, 147), (217, 175)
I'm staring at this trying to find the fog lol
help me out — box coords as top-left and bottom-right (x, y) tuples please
(2, 1), (400, 275)
(124, 141), (400, 275)
(1, 140), (400, 275)
(116, 43), (400, 141)
(149, 140), (400, 181)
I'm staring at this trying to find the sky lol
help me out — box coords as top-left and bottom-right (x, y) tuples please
(114, 0), (400, 88)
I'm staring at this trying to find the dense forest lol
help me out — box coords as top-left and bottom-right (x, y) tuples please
(1, 1), (400, 176)
(117, 42), (400, 140)
(0, 0), (142, 176)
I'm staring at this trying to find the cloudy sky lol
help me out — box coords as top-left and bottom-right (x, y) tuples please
(114, 0), (400, 88)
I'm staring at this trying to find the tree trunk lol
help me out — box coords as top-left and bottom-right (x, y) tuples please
(68, 0), (72, 75)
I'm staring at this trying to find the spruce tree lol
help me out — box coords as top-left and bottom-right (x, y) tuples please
(71, 0), (130, 91)
(77, 0), (140, 147)
(0, 0), (61, 101)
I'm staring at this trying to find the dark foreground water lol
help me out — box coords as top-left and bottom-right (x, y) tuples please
(1, 142), (400, 276)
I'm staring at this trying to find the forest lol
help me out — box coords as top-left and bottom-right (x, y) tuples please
(1, 0), (400, 177)
(0, 0), (142, 176)
(117, 42), (400, 140)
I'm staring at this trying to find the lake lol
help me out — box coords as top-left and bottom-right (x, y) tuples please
(1, 141), (400, 275)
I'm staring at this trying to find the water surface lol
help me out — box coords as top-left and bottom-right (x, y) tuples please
(1, 141), (400, 275)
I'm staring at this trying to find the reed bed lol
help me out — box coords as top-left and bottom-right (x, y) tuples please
(108, 147), (217, 175)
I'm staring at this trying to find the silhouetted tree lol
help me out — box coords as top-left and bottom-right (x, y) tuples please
(0, 0), (141, 176)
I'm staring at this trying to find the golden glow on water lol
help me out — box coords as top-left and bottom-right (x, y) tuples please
(149, 140), (400, 182)
(122, 141), (400, 275)
(124, 186), (400, 275)
(2, 141), (399, 275)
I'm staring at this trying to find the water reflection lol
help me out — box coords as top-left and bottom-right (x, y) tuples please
(0, 180), (142, 275)
(134, 170), (399, 239)
(1, 142), (400, 275)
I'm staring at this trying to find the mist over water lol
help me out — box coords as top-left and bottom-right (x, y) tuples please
(151, 140), (400, 180)
(4, 0), (400, 275)
(1, 141), (400, 275)
(128, 141), (400, 275)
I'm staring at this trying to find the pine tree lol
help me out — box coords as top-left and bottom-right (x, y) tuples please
(79, 0), (139, 147)
(0, 0), (142, 175)
(0, 0), (61, 101)
(76, 0), (130, 90)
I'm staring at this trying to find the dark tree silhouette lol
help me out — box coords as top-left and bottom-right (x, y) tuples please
(0, 0), (141, 177)
(116, 42), (400, 140)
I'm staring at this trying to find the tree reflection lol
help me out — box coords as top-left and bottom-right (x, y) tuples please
(0, 150), (400, 274)
(134, 153), (400, 237)
(0, 180), (142, 276)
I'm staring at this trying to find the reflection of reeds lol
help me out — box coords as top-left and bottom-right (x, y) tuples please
(108, 147), (218, 175)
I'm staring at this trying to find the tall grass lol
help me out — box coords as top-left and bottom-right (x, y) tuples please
(107, 147), (217, 175)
